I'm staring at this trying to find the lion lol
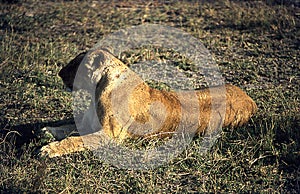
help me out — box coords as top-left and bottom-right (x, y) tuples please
(40, 48), (257, 158)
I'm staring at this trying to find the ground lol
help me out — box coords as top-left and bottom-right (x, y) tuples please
(0, 0), (299, 193)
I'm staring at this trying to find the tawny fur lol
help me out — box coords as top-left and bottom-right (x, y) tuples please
(40, 49), (257, 157)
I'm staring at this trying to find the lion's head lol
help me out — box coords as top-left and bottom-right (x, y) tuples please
(58, 52), (86, 91)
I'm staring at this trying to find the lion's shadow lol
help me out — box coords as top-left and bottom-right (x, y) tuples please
(0, 118), (75, 151)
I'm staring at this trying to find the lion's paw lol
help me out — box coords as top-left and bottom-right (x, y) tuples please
(39, 136), (86, 158)
(39, 141), (66, 158)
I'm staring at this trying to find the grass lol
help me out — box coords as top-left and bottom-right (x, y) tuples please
(0, 0), (299, 193)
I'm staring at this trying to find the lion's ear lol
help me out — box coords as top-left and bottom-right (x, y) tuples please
(58, 52), (87, 91)
(58, 52), (87, 78)
(70, 52), (87, 67)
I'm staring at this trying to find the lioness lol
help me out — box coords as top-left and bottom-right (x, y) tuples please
(40, 48), (257, 157)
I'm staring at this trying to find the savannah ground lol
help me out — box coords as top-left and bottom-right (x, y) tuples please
(0, 0), (299, 193)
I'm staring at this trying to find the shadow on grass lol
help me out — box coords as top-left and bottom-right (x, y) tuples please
(0, 118), (74, 154)
(274, 114), (300, 170)
(260, 114), (300, 191)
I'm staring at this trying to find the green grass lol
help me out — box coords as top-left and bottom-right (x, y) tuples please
(0, 0), (299, 193)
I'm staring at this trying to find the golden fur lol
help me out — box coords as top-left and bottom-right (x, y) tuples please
(40, 49), (257, 157)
